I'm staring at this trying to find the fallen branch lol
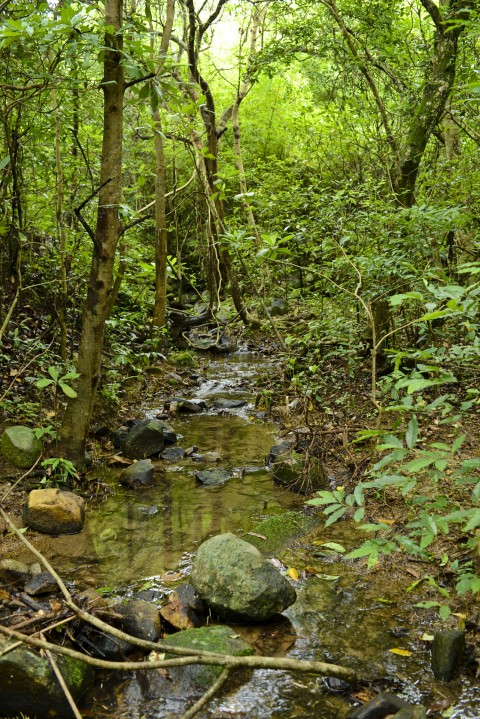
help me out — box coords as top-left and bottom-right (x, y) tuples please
(181, 667), (231, 719)
(0, 508), (358, 682)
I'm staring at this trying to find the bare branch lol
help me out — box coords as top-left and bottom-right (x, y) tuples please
(199, 0), (230, 38)
(74, 178), (113, 244)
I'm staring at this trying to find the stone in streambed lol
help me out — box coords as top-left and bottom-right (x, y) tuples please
(191, 533), (296, 621)
(194, 468), (233, 486)
(1, 426), (42, 469)
(348, 692), (413, 719)
(117, 599), (161, 642)
(160, 446), (186, 461)
(272, 451), (327, 494)
(213, 398), (247, 410)
(245, 510), (321, 556)
(24, 571), (58, 596)
(166, 397), (206, 414)
(0, 559), (30, 581)
(163, 625), (253, 688)
(431, 629), (465, 682)
(120, 459), (155, 488)
(160, 583), (205, 630)
(122, 419), (177, 459)
(0, 637), (93, 719)
(23, 488), (85, 534)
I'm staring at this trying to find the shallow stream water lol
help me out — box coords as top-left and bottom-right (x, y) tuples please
(25, 351), (480, 718)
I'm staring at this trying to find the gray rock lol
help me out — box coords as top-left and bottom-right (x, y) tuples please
(191, 533), (297, 621)
(192, 451), (222, 463)
(160, 446), (186, 461)
(0, 559), (30, 581)
(120, 459), (155, 488)
(194, 468), (233, 486)
(392, 708), (427, 719)
(266, 439), (296, 465)
(267, 297), (288, 317)
(431, 630), (465, 682)
(123, 419), (166, 459)
(130, 504), (160, 521)
(167, 397), (206, 414)
(23, 488), (85, 534)
(348, 693), (411, 719)
(273, 451), (327, 494)
(213, 398), (247, 410)
(118, 599), (161, 643)
(0, 637), (93, 719)
(1, 426), (42, 469)
(24, 572), (57, 596)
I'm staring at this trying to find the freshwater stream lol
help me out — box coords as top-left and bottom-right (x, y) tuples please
(25, 350), (480, 718)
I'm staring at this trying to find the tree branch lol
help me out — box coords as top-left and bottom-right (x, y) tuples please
(124, 72), (156, 89)
(419, 0), (443, 29)
(199, 0), (230, 38)
(74, 178), (113, 245)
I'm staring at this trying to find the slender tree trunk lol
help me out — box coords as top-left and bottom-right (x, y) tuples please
(59, 0), (124, 468)
(152, 0), (175, 329)
(50, 78), (68, 360)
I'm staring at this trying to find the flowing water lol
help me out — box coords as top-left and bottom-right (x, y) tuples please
(19, 350), (480, 718)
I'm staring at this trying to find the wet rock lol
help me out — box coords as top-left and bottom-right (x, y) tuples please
(113, 427), (129, 449)
(24, 571), (57, 596)
(0, 636), (93, 719)
(118, 599), (161, 643)
(431, 629), (465, 682)
(267, 297), (288, 317)
(1, 426), (42, 469)
(191, 532), (297, 621)
(160, 446), (186, 461)
(122, 419), (167, 459)
(130, 504), (160, 520)
(166, 397), (206, 414)
(120, 459), (155, 488)
(160, 583), (204, 630)
(0, 559), (30, 581)
(163, 625), (253, 688)
(185, 445), (198, 456)
(91, 425), (110, 438)
(348, 692), (411, 718)
(192, 451), (222, 463)
(272, 451), (327, 494)
(29, 562), (43, 576)
(392, 708), (427, 719)
(75, 626), (133, 661)
(23, 488), (85, 535)
(213, 398), (247, 410)
(194, 468), (233, 486)
(265, 438), (296, 465)
(216, 334), (238, 353)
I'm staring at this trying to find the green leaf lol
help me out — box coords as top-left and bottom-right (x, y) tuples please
(36, 377), (53, 389)
(353, 507), (365, 522)
(438, 605), (452, 621)
(415, 601), (441, 609)
(405, 415), (418, 449)
(48, 366), (60, 381)
(324, 507), (346, 526)
(372, 449), (407, 472)
(318, 542), (346, 553)
(402, 456), (437, 473)
(59, 382), (77, 398)
(0, 155), (10, 170)
(463, 511), (480, 532)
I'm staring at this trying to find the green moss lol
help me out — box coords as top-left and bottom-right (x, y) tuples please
(168, 350), (196, 367)
(163, 625), (253, 687)
(245, 511), (320, 556)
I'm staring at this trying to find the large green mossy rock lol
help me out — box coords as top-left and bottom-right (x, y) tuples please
(245, 511), (321, 556)
(163, 625), (253, 688)
(1, 426), (42, 469)
(191, 533), (296, 622)
(0, 638), (93, 718)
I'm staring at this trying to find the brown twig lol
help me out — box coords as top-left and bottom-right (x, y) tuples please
(181, 667), (231, 719)
(41, 632), (83, 719)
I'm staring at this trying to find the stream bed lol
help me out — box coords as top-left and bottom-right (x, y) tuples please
(17, 350), (480, 718)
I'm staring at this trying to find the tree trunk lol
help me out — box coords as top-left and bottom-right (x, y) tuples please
(152, 0), (175, 329)
(393, 0), (470, 207)
(59, 0), (124, 468)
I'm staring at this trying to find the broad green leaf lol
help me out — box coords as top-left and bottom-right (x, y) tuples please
(415, 601), (441, 609)
(439, 605), (452, 620)
(353, 507), (365, 523)
(405, 415), (418, 449)
(402, 456), (437, 473)
(59, 382), (77, 398)
(372, 449), (407, 472)
(36, 378), (53, 389)
(463, 511), (480, 532)
(0, 155), (10, 170)
(318, 542), (346, 553)
(48, 366), (60, 381)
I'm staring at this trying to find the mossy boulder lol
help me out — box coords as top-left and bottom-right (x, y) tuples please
(163, 625), (253, 688)
(1, 426), (42, 469)
(191, 533), (296, 621)
(122, 419), (167, 459)
(245, 511), (321, 556)
(272, 452), (327, 494)
(0, 638), (93, 718)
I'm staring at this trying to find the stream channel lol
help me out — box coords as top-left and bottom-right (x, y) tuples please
(34, 349), (479, 718)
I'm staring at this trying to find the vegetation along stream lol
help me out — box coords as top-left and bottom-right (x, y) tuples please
(8, 350), (477, 719)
